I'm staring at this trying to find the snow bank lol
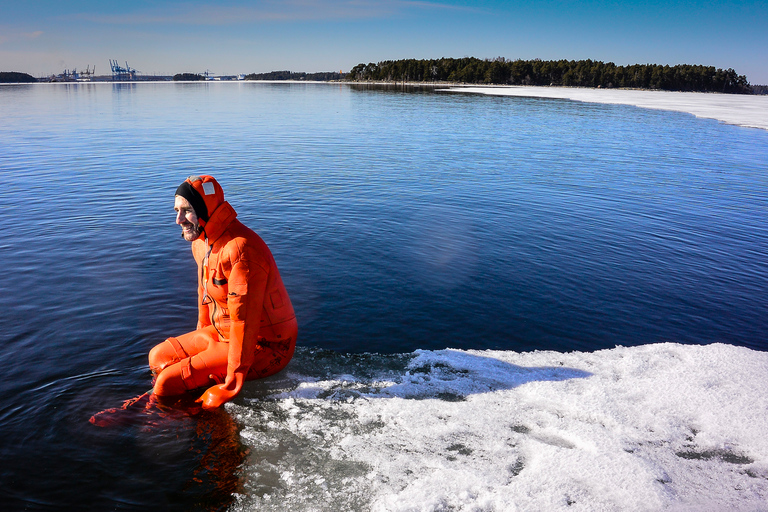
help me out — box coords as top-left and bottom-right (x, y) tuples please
(229, 343), (768, 511)
(443, 86), (768, 131)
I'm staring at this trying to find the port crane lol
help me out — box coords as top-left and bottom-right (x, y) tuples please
(109, 59), (137, 81)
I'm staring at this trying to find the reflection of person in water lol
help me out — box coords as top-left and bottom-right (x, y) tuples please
(149, 175), (298, 409)
(188, 408), (247, 506)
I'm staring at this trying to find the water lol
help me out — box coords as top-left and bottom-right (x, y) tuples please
(1, 82), (767, 510)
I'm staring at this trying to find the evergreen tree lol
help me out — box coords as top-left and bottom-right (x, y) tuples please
(345, 58), (752, 93)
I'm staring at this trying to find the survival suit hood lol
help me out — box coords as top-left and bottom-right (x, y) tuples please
(176, 175), (228, 234)
(176, 175), (225, 222)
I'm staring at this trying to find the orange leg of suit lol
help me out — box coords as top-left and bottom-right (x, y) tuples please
(149, 322), (297, 397)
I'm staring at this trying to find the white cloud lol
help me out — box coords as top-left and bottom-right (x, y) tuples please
(0, 29), (44, 44)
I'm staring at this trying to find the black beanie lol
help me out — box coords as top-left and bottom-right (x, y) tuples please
(175, 180), (209, 222)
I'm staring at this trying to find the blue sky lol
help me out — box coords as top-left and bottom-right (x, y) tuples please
(1, 0), (766, 83)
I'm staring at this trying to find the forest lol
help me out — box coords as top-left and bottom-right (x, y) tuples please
(172, 73), (206, 81)
(346, 58), (753, 94)
(0, 72), (37, 83)
(244, 70), (344, 81)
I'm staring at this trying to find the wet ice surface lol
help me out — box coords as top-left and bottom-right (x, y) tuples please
(446, 86), (768, 131)
(228, 343), (768, 511)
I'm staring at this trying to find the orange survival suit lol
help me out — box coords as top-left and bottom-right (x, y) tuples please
(149, 175), (297, 409)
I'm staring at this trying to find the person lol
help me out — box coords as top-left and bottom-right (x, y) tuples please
(148, 175), (297, 410)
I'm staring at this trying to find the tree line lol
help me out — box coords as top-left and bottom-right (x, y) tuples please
(172, 73), (206, 81)
(0, 72), (37, 83)
(244, 70), (344, 81)
(346, 58), (754, 94)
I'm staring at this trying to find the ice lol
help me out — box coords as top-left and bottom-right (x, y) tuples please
(228, 343), (768, 511)
(443, 86), (768, 131)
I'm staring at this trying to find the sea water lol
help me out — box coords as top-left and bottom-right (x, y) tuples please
(1, 82), (767, 511)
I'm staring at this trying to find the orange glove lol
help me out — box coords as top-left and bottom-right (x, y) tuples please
(197, 373), (245, 410)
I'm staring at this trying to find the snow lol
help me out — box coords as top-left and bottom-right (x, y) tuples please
(443, 86), (768, 131)
(229, 343), (768, 511)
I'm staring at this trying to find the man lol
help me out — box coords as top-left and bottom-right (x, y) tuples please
(149, 175), (297, 410)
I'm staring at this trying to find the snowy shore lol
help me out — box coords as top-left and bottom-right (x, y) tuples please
(231, 343), (768, 511)
(443, 86), (768, 131)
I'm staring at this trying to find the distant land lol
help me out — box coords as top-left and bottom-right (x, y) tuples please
(169, 70), (346, 81)
(244, 70), (345, 81)
(347, 58), (756, 94)
(0, 72), (37, 83)
(3, 58), (766, 94)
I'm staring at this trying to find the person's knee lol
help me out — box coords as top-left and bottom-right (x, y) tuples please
(148, 343), (165, 373)
(152, 368), (186, 396)
(149, 337), (187, 374)
(153, 357), (216, 396)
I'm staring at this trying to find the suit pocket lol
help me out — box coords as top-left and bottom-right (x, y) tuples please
(269, 290), (284, 309)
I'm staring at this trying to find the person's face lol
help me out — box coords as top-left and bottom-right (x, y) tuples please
(175, 195), (202, 241)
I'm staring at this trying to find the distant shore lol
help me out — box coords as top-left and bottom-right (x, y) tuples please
(442, 84), (768, 131)
(2, 78), (765, 131)
(344, 80), (768, 130)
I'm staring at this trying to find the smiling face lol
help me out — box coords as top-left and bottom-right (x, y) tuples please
(175, 195), (202, 241)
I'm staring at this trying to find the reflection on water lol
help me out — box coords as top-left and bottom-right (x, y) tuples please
(2, 369), (245, 510)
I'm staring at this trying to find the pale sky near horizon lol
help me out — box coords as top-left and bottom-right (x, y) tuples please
(1, 0), (766, 84)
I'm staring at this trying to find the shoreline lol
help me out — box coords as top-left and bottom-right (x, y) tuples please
(342, 81), (768, 131)
(4, 80), (765, 131)
(441, 84), (768, 131)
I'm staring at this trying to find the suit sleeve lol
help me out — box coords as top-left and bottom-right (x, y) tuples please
(198, 253), (268, 409)
(226, 256), (268, 382)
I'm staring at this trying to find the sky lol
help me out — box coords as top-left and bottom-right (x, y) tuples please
(1, 0), (766, 84)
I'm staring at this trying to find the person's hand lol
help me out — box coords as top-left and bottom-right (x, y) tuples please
(196, 373), (244, 410)
(197, 384), (235, 409)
